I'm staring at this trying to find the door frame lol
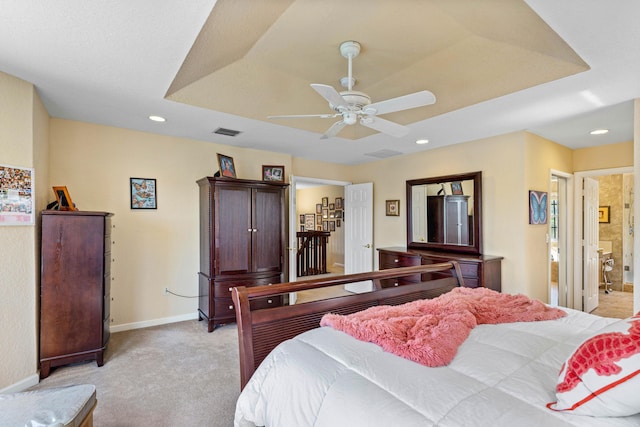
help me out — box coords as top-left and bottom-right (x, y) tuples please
(549, 170), (573, 308)
(288, 175), (351, 282)
(573, 166), (633, 311)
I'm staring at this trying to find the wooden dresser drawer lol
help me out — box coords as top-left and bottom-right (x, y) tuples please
(215, 295), (284, 320)
(379, 252), (421, 269)
(214, 275), (281, 298)
(377, 247), (502, 292)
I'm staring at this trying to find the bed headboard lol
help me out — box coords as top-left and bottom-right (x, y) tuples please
(232, 262), (464, 389)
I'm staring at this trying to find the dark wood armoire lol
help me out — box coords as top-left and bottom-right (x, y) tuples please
(197, 177), (288, 332)
(39, 210), (113, 378)
(427, 195), (470, 245)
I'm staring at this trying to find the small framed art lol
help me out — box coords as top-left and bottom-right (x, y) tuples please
(130, 178), (157, 209)
(304, 213), (315, 231)
(262, 165), (285, 182)
(528, 190), (547, 224)
(53, 186), (77, 211)
(386, 200), (400, 216)
(217, 153), (237, 178)
(450, 182), (463, 195)
(599, 206), (610, 223)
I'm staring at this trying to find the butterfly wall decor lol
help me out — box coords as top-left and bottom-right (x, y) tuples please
(529, 190), (548, 225)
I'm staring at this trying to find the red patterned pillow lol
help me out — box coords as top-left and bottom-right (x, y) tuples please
(547, 314), (640, 416)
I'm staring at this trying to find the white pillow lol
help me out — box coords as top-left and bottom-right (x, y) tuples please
(547, 314), (640, 416)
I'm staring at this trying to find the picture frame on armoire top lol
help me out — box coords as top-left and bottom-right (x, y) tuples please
(52, 186), (77, 211)
(217, 153), (237, 178)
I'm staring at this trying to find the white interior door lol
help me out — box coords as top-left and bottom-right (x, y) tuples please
(583, 176), (599, 312)
(344, 182), (373, 292)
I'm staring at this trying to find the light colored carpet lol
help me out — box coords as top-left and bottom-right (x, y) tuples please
(29, 321), (240, 426)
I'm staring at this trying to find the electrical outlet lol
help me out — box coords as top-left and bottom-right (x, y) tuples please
(164, 287), (169, 296)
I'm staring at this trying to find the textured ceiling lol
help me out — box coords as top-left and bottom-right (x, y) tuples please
(167, 0), (588, 140)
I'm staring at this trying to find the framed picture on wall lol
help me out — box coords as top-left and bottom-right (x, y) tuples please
(528, 190), (547, 224)
(0, 164), (35, 225)
(599, 206), (611, 223)
(385, 200), (400, 216)
(130, 178), (157, 209)
(304, 213), (315, 231)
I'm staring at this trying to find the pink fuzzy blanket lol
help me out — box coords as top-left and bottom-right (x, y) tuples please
(320, 287), (566, 367)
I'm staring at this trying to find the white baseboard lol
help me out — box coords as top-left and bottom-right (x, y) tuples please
(1, 373), (39, 394)
(109, 312), (199, 333)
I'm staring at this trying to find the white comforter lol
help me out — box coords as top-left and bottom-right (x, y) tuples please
(235, 308), (640, 427)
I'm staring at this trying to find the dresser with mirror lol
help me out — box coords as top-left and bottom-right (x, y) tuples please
(378, 171), (502, 291)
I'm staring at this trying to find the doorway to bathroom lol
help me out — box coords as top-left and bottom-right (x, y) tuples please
(574, 167), (635, 318)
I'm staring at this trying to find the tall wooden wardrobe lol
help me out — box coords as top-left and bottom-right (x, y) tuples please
(197, 177), (288, 332)
(39, 210), (113, 378)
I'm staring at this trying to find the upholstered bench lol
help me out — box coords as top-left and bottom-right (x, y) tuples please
(0, 384), (96, 427)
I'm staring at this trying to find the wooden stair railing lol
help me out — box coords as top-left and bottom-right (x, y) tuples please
(296, 231), (330, 277)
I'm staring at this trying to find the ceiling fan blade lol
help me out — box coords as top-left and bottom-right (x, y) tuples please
(268, 113), (338, 119)
(365, 90), (436, 115)
(311, 84), (348, 110)
(360, 116), (410, 138)
(320, 120), (347, 139)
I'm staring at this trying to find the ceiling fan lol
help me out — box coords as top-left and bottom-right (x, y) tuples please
(268, 40), (436, 139)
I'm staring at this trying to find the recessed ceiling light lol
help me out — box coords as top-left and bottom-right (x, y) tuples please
(416, 139), (429, 145)
(148, 115), (166, 122)
(589, 129), (608, 135)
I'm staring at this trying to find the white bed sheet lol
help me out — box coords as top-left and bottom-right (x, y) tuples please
(235, 307), (640, 427)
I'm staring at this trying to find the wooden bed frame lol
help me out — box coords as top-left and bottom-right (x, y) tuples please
(232, 262), (464, 389)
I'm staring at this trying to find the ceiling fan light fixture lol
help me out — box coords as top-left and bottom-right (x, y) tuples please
(267, 40), (435, 139)
(590, 129), (609, 135)
(343, 112), (358, 125)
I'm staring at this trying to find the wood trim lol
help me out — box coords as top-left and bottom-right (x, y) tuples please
(232, 262), (463, 389)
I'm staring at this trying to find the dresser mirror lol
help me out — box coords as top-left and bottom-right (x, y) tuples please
(406, 171), (482, 254)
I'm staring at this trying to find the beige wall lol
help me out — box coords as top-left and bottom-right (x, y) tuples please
(351, 132), (529, 295)
(49, 119), (293, 329)
(0, 72), (49, 391)
(573, 141), (633, 171)
(523, 132), (573, 301)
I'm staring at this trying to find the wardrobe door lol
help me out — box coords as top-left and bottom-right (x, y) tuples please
(253, 187), (284, 273)
(216, 185), (252, 275)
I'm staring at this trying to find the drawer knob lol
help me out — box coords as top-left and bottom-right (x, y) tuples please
(229, 305), (234, 310)
(394, 259), (399, 263)
(267, 299), (273, 304)
(394, 282), (399, 287)
(229, 287), (233, 292)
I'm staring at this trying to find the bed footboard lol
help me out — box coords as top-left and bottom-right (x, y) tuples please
(232, 262), (464, 389)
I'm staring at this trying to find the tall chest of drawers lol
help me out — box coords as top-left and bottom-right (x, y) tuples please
(40, 211), (113, 378)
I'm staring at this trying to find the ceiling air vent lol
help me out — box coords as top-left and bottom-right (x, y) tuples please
(364, 149), (403, 159)
(213, 127), (241, 137)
